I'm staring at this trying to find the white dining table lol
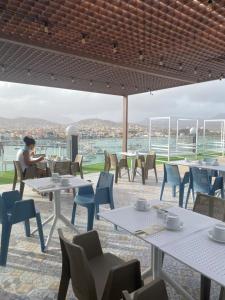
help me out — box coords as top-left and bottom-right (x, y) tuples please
(99, 203), (221, 300)
(24, 176), (92, 250)
(120, 151), (148, 180)
(169, 159), (225, 173)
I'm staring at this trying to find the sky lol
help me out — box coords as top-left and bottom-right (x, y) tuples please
(0, 79), (224, 124)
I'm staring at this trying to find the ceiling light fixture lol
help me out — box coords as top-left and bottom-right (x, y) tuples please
(121, 84), (125, 90)
(89, 80), (93, 86)
(1, 64), (5, 72)
(44, 21), (49, 33)
(208, 70), (212, 78)
(139, 50), (144, 61)
(71, 77), (75, 83)
(27, 69), (31, 76)
(112, 42), (118, 54)
(50, 74), (55, 80)
(106, 82), (110, 88)
(81, 33), (87, 45)
(220, 74), (224, 80)
(159, 56), (164, 66)
(179, 63), (183, 71)
(194, 67), (198, 75)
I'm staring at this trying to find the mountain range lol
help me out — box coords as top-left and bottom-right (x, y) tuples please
(0, 115), (223, 130)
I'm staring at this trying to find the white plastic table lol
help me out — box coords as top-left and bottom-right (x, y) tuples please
(120, 152), (148, 180)
(99, 204), (219, 300)
(24, 176), (92, 250)
(169, 159), (225, 173)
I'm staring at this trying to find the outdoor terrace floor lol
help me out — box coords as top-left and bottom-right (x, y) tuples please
(0, 166), (221, 300)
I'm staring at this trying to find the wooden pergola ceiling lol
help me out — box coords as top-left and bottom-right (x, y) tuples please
(0, 0), (224, 95)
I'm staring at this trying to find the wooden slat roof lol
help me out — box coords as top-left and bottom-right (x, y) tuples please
(0, 0), (224, 95)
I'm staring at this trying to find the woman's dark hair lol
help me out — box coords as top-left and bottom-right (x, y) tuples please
(23, 136), (36, 146)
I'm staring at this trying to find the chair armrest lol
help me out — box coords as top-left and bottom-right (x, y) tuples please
(122, 291), (132, 300)
(72, 230), (103, 260)
(128, 279), (168, 299)
(102, 259), (143, 300)
(182, 171), (190, 185)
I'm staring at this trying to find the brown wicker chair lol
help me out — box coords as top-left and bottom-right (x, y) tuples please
(57, 229), (142, 300)
(50, 161), (71, 175)
(109, 153), (130, 183)
(104, 150), (111, 172)
(12, 161), (38, 197)
(133, 154), (158, 184)
(193, 193), (225, 300)
(71, 154), (83, 178)
(122, 279), (168, 300)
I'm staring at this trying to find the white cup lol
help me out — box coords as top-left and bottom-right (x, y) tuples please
(61, 178), (69, 186)
(165, 214), (180, 230)
(213, 223), (225, 241)
(135, 199), (150, 211)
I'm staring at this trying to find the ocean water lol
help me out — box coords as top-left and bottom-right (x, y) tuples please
(0, 136), (223, 171)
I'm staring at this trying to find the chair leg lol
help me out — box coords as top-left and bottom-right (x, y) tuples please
(95, 203), (100, 220)
(179, 184), (184, 208)
(221, 187), (224, 199)
(87, 204), (95, 231)
(80, 169), (84, 179)
(0, 223), (12, 266)
(154, 168), (158, 183)
(141, 168), (145, 185)
(58, 262), (70, 300)
(71, 202), (77, 225)
(12, 174), (17, 190)
(24, 219), (31, 237)
(115, 168), (119, 184)
(36, 213), (45, 252)
(49, 192), (53, 201)
(172, 185), (176, 197)
(127, 167), (131, 182)
(185, 185), (191, 209)
(20, 182), (25, 198)
(160, 180), (165, 201)
(200, 275), (211, 300)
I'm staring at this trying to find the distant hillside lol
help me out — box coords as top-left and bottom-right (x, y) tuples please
(0, 117), (60, 129)
(75, 118), (120, 128)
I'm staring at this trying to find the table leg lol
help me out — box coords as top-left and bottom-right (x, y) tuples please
(131, 157), (136, 181)
(45, 215), (58, 250)
(59, 214), (79, 232)
(31, 215), (54, 235)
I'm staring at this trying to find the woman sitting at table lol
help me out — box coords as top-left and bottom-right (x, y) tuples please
(16, 136), (46, 177)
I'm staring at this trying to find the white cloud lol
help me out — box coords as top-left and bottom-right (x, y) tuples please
(0, 79), (224, 123)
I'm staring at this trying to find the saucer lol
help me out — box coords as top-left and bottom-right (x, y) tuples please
(165, 222), (183, 231)
(208, 230), (225, 243)
(134, 203), (151, 212)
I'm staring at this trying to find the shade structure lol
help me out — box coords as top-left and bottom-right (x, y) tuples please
(0, 0), (225, 95)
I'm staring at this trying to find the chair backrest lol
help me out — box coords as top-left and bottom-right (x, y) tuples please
(78, 184), (94, 196)
(136, 155), (145, 168)
(13, 161), (23, 181)
(75, 154), (83, 166)
(109, 154), (118, 169)
(164, 164), (181, 186)
(193, 193), (225, 221)
(53, 161), (71, 175)
(58, 229), (98, 300)
(145, 154), (156, 170)
(191, 167), (211, 193)
(97, 172), (114, 190)
(104, 150), (111, 172)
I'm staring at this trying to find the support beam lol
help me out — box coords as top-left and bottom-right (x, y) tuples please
(122, 96), (128, 152)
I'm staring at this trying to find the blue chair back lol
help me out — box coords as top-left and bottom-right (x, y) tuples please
(164, 164), (181, 186)
(0, 191), (21, 224)
(97, 172), (114, 191)
(190, 167), (211, 194)
(11, 199), (36, 224)
(78, 184), (94, 196)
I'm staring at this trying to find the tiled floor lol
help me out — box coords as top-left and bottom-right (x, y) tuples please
(0, 167), (221, 299)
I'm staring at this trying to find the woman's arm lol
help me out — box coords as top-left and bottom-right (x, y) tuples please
(23, 151), (44, 166)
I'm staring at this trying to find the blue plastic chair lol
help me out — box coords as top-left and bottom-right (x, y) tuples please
(160, 164), (190, 207)
(71, 172), (114, 231)
(0, 190), (45, 266)
(185, 167), (224, 208)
